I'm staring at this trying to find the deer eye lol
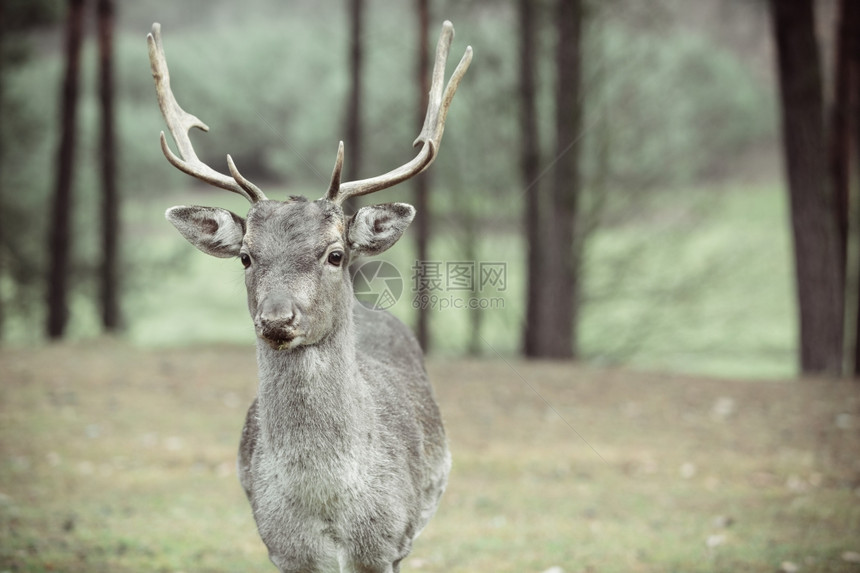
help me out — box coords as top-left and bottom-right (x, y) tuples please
(240, 253), (251, 269)
(327, 250), (344, 267)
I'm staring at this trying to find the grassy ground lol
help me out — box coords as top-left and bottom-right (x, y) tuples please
(1, 343), (858, 572)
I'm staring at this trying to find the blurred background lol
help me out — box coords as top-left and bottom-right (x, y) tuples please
(1, 0), (854, 380)
(5, 3), (860, 571)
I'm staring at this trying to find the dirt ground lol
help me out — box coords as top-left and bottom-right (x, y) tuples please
(1, 342), (859, 572)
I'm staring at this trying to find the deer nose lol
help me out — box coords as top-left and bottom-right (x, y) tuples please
(255, 296), (301, 339)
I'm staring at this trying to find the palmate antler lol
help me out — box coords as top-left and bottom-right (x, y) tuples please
(147, 23), (267, 203)
(324, 20), (472, 206)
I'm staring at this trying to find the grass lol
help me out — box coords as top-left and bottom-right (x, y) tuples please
(1, 343), (859, 572)
(581, 181), (796, 378)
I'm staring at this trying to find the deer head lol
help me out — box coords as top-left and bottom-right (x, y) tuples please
(148, 23), (471, 351)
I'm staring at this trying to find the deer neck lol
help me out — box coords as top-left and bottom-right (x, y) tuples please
(253, 309), (372, 468)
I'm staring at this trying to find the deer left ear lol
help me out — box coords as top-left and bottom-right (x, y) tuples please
(347, 203), (415, 257)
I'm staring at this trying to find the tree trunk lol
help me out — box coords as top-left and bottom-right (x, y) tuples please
(831, 0), (859, 375)
(414, 0), (431, 351)
(841, 0), (860, 376)
(831, 0), (852, 256)
(342, 0), (363, 214)
(520, 0), (544, 357)
(46, 0), (85, 339)
(98, 0), (121, 332)
(530, 0), (582, 359)
(771, 0), (844, 375)
(0, 0), (6, 340)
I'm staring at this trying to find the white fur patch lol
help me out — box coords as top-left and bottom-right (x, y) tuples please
(210, 209), (244, 250)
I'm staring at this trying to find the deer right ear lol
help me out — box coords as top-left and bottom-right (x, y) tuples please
(166, 206), (245, 258)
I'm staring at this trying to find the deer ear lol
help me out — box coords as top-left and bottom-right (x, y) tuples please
(347, 203), (415, 257)
(166, 205), (245, 258)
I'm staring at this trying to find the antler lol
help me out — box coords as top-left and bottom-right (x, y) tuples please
(147, 23), (267, 203)
(324, 20), (472, 206)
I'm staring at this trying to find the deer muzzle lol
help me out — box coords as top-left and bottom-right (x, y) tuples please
(255, 295), (302, 350)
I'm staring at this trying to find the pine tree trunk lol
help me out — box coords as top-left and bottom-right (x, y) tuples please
(46, 0), (85, 339)
(534, 0), (582, 359)
(841, 0), (860, 376)
(98, 0), (121, 332)
(0, 0), (6, 340)
(771, 0), (844, 375)
(831, 0), (852, 256)
(414, 0), (431, 351)
(520, 0), (543, 357)
(341, 0), (363, 217)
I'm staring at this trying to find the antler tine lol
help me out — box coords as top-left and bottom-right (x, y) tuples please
(325, 21), (472, 206)
(414, 21), (472, 150)
(147, 23), (267, 203)
(326, 141), (345, 201)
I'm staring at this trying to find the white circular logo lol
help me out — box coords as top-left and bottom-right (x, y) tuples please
(352, 261), (403, 311)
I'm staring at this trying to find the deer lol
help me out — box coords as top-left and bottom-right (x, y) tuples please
(146, 21), (471, 573)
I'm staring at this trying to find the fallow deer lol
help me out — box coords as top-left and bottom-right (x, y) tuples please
(147, 21), (471, 573)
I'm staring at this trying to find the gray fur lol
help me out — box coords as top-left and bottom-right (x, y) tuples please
(168, 198), (449, 573)
(165, 205), (245, 258)
(348, 204), (416, 257)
